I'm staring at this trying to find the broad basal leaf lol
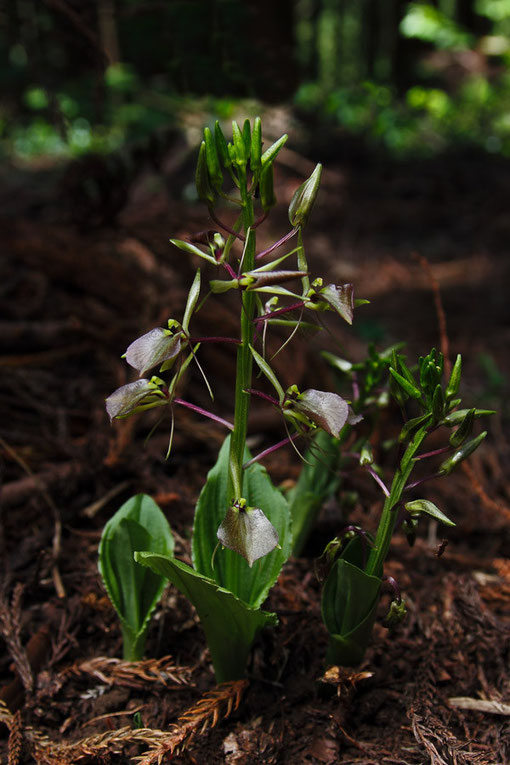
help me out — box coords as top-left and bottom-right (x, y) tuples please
(136, 552), (276, 682)
(98, 494), (174, 659)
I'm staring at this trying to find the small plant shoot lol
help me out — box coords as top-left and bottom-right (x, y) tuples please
(98, 494), (174, 661)
(103, 118), (493, 679)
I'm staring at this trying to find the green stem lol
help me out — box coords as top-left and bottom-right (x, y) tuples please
(227, 173), (256, 501)
(121, 625), (146, 662)
(365, 425), (429, 577)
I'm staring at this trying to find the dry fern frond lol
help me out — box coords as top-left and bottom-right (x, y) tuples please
(7, 709), (23, 765)
(134, 679), (249, 764)
(0, 583), (33, 693)
(0, 681), (248, 764)
(31, 725), (169, 764)
(62, 655), (194, 688)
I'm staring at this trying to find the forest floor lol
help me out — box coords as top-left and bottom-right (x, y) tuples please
(1, 120), (510, 764)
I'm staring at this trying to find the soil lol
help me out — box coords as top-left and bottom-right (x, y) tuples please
(1, 125), (510, 764)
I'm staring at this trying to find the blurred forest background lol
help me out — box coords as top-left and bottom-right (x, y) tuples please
(2, 0), (510, 161)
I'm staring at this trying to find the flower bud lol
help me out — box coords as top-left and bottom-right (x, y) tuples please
(449, 407), (475, 447)
(288, 163), (322, 227)
(439, 431), (487, 475)
(195, 141), (216, 207)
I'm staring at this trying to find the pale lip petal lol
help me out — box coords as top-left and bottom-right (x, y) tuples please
(217, 503), (279, 567)
(125, 328), (182, 376)
(105, 379), (158, 421)
(294, 389), (350, 438)
(320, 284), (354, 325)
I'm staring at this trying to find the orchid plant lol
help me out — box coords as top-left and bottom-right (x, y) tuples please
(102, 118), (360, 681)
(100, 118), (492, 679)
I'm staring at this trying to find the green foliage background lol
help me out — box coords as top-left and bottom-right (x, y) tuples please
(2, 0), (510, 158)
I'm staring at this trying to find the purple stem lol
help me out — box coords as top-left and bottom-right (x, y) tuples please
(366, 466), (391, 497)
(243, 432), (302, 469)
(415, 445), (451, 460)
(222, 261), (238, 279)
(174, 398), (234, 430)
(253, 301), (306, 324)
(253, 212), (268, 229)
(208, 209), (245, 242)
(255, 228), (298, 261)
(405, 471), (442, 492)
(244, 388), (280, 407)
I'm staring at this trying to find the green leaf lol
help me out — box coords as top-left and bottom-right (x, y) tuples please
(182, 270), (201, 335)
(321, 558), (381, 667)
(98, 494), (174, 660)
(288, 430), (343, 557)
(192, 436), (291, 608)
(135, 552), (276, 682)
(405, 499), (455, 527)
(249, 345), (285, 403)
(169, 238), (218, 266)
